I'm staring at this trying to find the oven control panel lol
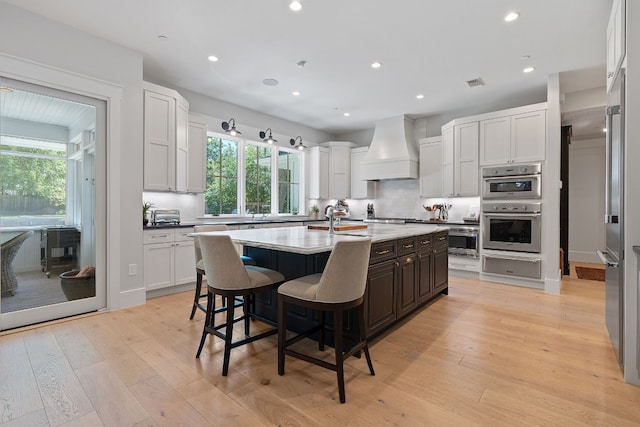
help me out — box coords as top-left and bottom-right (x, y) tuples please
(482, 202), (541, 213)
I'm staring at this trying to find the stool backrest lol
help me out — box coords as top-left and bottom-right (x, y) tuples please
(198, 234), (251, 290)
(193, 224), (228, 265)
(316, 239), (372, 303)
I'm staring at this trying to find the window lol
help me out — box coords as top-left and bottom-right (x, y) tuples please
(245, 143), (271, 214)
(205, 136), (238, 215)
(278, 150), (300, 214)
(0, 136), (68, 226)
(204, 134), (304, 216)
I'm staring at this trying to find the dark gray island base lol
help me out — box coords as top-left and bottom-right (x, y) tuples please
(244, 229), (449, 340)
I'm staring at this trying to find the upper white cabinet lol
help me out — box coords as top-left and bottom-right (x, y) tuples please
(606, 0), (625, 93)
(143, 82), (195, 192)
(479, 109), (546, 166)
(327, 142), (353, 199)
(442, 122), (479, 197)
(308, 146), (329, 199)
(309, 142), (355, 199)
(187, 115), (207, 193)
(350, 146), (373, 199)
(144, 90), (176, 191)
(418, 136), (442, 198)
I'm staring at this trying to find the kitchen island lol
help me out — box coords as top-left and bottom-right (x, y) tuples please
(195, 224), (449, 339)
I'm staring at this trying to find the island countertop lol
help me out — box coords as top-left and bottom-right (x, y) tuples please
(191, 223), (443, 254)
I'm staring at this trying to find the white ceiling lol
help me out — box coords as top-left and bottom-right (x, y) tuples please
(2, 0), (612, 136)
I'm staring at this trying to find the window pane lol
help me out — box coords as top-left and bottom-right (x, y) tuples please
(245, 144), (271, 214)
(277, 150), (300, 214)
(205, 136), (238, 215)
(0, 139), (67, 226)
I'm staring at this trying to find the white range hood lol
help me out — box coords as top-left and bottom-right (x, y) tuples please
(361, 115), (419, 180)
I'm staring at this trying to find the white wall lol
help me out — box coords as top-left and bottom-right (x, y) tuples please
(568, 138), (606, 262)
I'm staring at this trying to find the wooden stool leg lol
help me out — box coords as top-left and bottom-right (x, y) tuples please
(196, 290), (213, 358)
(359, 303), (375, 376)
(243, 296), (250, 336)
(319, 311), (326, 351)
(190, 272), (203, 319)
(222, 300), (235, 376)
(334, 308), (346, 404)
(278, 295), (287, 376)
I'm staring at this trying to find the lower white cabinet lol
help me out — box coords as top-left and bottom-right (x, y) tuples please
(144, 228), (195, 291)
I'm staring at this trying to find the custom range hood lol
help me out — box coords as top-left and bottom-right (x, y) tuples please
(361, 115), (418, 180)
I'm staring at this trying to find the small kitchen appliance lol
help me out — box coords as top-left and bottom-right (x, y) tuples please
(150, 209), (181, 225)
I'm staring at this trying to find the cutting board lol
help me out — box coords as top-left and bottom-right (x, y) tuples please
(307, 223), (368, 231)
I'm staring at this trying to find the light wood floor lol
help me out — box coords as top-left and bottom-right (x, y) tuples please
(1, 264), (639, 426)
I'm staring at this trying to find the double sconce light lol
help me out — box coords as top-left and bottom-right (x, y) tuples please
(223, 119), (306, 150)
(221, 118), (241, 136)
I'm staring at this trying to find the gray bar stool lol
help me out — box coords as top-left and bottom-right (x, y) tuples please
(190, 224), (255, 319)
(277, 238), (375, 403)
(195, 234), (284, 376)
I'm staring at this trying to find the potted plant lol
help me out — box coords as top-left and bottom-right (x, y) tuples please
(310, 204), (320, 220)
(143, 202), (153, 226)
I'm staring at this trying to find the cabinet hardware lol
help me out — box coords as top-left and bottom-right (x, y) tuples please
(438, 236), (446, 241)
(405, 257), (413, 263)
(402, 243), (414, 249)
(420, 239), (430, 245)
(376, 249), (390, 256)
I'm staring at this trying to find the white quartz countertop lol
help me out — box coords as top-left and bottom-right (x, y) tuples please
(191, 224), (444, 255)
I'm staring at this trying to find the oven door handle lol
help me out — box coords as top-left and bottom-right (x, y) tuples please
(483, 174), (540, 181)
(449, 231), (478, 238)
(483, 213), (541, 218)
(483, 254), (541, 263)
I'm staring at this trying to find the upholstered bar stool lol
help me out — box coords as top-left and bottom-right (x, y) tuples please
(277, 238), (375, 403)
(190, 224), (255, 319)
(196, 234), (284, 376)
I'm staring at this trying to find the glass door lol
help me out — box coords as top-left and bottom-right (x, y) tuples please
(0, 76), (106, 330)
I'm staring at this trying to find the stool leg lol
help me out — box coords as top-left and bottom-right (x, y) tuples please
(334, 308), (346, 404)
(243, 296), (250, 336)
(359, 303), (375, 376)
(196, 290), (213, 358)
(278, 295), (287, 376)
(222, 299), (235, 376)
(319, 311), (326, 351)
(190, 272), (203, 319)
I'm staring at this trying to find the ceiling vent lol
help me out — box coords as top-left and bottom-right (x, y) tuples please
(466, 78), (485, 88)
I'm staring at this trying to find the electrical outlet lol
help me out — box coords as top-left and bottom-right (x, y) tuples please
(128, 264), (137, 276)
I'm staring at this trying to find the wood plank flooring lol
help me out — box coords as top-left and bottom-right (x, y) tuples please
(2, 264), (640, 426)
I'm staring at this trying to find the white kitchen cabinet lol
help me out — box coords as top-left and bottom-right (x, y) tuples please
(187, 115), (207, 192)
(606, 0), (625, 93)
(441, 125), (454, 197)
(143, 83), (190, 192)
(144, 228), (195, 291)
(479, 110), (546, 166)
(442, 122), (479, 197)
(350, 146), (373, 199)
(308, 146), (329, 199)
(328, 142), (353, 199)
(419, 136), (442, 198)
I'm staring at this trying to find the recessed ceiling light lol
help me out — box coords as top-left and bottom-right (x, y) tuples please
(292, 91), (300, 96)
(344, 112), (350, 117)
(522, 55), (531, 60)
(296, 60), (307, 68)
(523, 66), (535, 73)
(504, 12), (519, 22)
(263, 78), (279, 86)
(416, 94), (424, 99)
(207, 55), (218, 62)
(289, 1), (302, 12)
(157, 35), (168, 40)
(371, 61), (382, 69)
(603, 127), (608, 132)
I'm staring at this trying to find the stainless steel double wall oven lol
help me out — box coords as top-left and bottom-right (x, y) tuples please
(481, 164), (543, 279)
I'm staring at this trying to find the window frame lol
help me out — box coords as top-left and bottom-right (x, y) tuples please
(202, 131), (305, 218)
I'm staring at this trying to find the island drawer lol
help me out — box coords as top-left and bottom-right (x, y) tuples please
(398, 237), (417, 256)
(369, 241), (397, 265)
(416, 234), (432, 253)
(433, 230), (449, 250)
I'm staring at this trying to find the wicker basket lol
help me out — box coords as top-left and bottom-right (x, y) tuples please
(59, 270), (96, 300)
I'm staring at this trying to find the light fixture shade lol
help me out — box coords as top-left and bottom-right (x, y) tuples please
(259, 128), (277, 144)
(290, 136), (306, 150)
(221, 118), (242, 135)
